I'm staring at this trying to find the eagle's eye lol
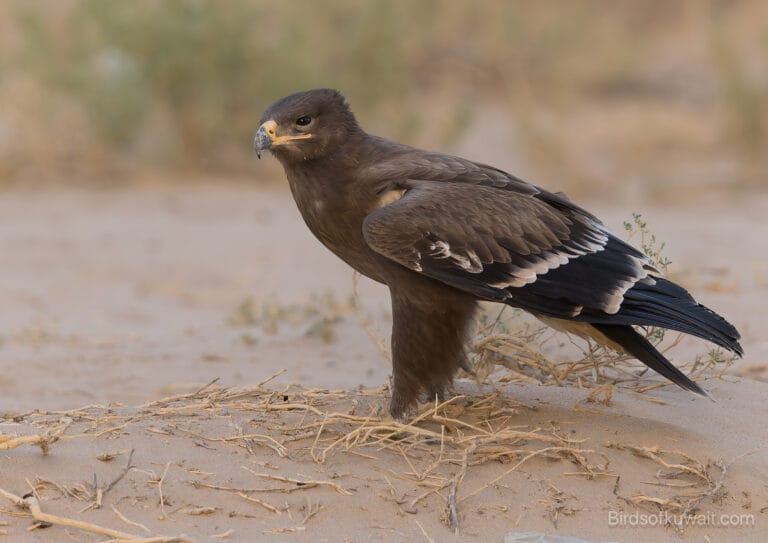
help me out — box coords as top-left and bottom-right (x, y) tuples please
(296, 115), (312, 127)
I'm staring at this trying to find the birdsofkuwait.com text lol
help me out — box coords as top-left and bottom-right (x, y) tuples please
(608, 510), (755, 528)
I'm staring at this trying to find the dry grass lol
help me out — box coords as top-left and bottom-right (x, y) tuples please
(471, 317), (735, 403)
(0, 369), (741, 539)
(604, 443), (739, 534)
(0, 486), (195, 542)
(5, 381), (594, 539)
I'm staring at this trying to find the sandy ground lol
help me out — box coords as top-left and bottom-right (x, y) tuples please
(1, 183), (767, 542)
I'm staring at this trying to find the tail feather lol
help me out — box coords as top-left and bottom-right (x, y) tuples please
(583, 277), (743, 356)
(592, 323), (705, 395)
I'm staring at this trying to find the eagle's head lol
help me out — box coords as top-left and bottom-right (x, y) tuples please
(254, 88), (360, 162)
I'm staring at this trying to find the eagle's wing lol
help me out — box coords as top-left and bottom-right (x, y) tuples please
(361, 146), (601, 221)
(362, 148), (743, 355)
(363, 180), (653, 319)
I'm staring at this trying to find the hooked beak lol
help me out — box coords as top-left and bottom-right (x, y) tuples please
(253, 120), (274, 159)
(253, 119), (313, 159)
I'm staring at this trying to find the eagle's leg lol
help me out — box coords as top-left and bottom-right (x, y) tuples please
(388, 285), (477, 420)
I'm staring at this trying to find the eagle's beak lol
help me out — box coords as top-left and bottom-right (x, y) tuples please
(253, 120), (275, 159)
(254, 119), (313, 159)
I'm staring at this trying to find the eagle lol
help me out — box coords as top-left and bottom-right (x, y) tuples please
(254, 88), (742, 420)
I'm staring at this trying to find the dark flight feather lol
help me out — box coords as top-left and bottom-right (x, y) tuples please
(578, 278), (743, 355)
(591, 324), (706, 395)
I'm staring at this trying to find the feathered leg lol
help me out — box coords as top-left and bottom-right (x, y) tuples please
(388, 285), (477, 420)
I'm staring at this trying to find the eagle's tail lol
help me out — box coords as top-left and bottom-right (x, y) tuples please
(579, 276), (744, 394)
(584, 277), (743, 355)
(591, 323), (705, 394)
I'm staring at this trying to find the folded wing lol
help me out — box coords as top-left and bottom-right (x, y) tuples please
(363, 182), (653, 319)
(362, 163), (742, 394)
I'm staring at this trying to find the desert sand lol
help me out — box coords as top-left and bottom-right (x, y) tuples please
(1, 184), (767, 542)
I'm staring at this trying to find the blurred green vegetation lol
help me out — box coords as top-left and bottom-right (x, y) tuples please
(0, 0), (766, 195)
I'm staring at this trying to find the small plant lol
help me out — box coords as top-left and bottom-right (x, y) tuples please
(228, 292), (352, 343)
(227, 297), (258, 327)
(622, 212), (673, 348)
(623, 212), (672, 273)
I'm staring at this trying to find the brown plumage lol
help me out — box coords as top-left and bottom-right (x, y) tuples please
(254, 88), (742, 419)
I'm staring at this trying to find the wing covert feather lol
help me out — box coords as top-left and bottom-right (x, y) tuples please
(363, 183), (652, 317)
